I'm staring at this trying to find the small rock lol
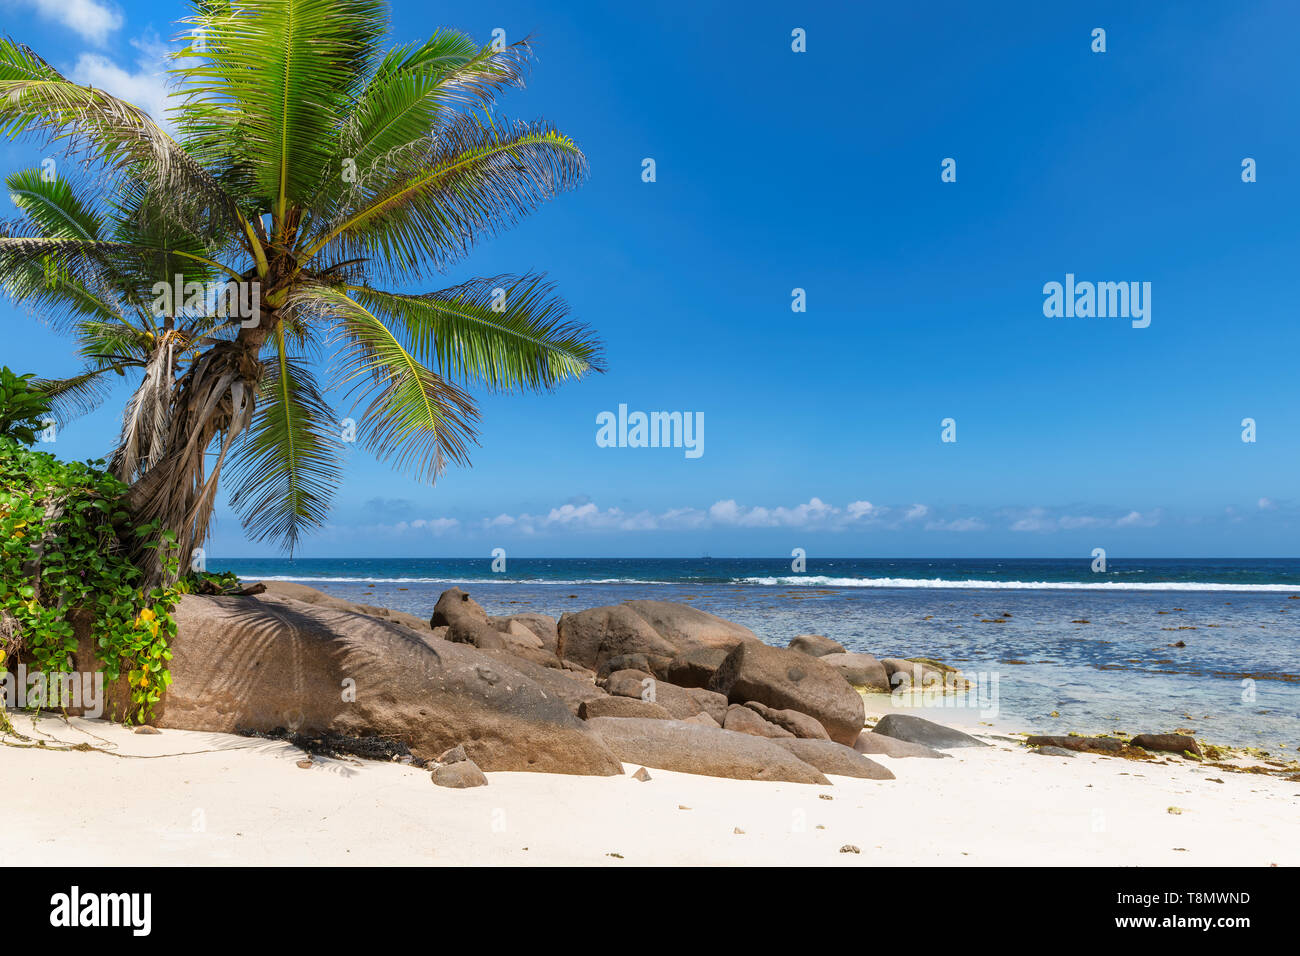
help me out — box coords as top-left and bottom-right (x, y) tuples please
(733, 827), (745, 835)
(1132, 733), (1202, 758)
(678, 805), (691, 810)
(839, 844), (861, 854)
(1032, 746), (1077, 758)
(819, 794), (833, 801)
(607, 852), (623, 859)
(1167, 806), (1184, 815)
(436, 744), (469, 764)
(431, 759), (489, 788)
(296, 759), (313, 769)
(133, 725), (161, 735)
(632, 766), (652, 782)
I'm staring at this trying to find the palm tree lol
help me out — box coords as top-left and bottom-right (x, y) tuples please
(0, 0), (603, 583)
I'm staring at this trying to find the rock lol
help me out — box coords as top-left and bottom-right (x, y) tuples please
(476, 647), (606, 716)
(139, 593), (624, 776)
(1131, 733), (1202, 757)
(853, 731), (946, 759)
(558, 601), (760, 677)
(818, 652), (891, 692)
(498, 619), (544, 651)
(1032, 746), (1076, 758)
(603, 668), (658, 699)
(604, 671), (713, 721)
(260, 581), (432, 633)
(585, 718), (831, 785)
(432, 760), (489, 788)
(708, 641), (865, 745)
(788, 634), (846, 658)
(597, 652), (651, 679)
(557, 606), (679, 674)
(683, 687), (730, 725)
(432, 587), (508, 649)
(744, 701), (830, 739)
(620, 600), (760, 655)
(132, 725), (161, 735)
(579, 697), (673, 720)
(840, 845), (860, 854)
(437, 744), (468, 764)
(880, 657), (965, 692)
(665, 647), (731, 688)
(1025, 735), (1123, 754)
(631, 766), (652, 781)
(723, 704), (794, 738)
(774, 738), (895, 780)
(681, 712), (721, 728)
(296, 759), (313, 769)
(490, 613), (559, 654)
(872, 714), (988, 750)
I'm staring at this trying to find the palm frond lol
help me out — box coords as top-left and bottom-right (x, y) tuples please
(291, 284), (478, 481)
(226, 328), (342, 552)
(301, 114), (587, 280)
(348, 273), (604, 391)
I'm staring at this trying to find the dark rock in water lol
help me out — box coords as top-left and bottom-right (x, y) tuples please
(788, 634), (846, 658)
(723, 703), (795, 738)
(632, 766), (652, 781)
(1131, 733), (1202, 757)
(1025, 735), (1123, 753)
(585, 717), (831, 784)
(708, 641), (865, 745)
(774, 738), (895, 780)
(666, 646), (731, 688)
(819, 652), (891, 692)
(579, 696), (673, 720)
(852, 731), (946, 759)
(432, 759), (489, 788)
(872, 714), (988, 749)
(1032, 746), (1077, 758)
(744, 700), (830, 739)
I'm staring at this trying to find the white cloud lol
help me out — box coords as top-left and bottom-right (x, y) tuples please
(69, 31), (175, 129)
(12, 0), (123, 46)
(903, 503), (928, 521)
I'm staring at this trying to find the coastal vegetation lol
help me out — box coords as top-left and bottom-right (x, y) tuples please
(0, 0), (603, 589)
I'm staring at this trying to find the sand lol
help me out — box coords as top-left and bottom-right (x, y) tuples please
(3, 712), (1296, 866)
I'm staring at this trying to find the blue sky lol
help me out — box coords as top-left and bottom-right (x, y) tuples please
(2, 0), (1299, 558)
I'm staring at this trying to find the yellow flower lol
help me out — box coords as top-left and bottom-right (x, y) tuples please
(136, 607), (156, 625)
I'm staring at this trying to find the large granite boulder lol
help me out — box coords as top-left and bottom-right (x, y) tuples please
(853, 731), (946, 759)
(774, 738), (896, 780)
(819, 652), (890, 692)
(578, 696), (673, 720)
(557, 606), (679, 674)
(585, 717), (830, 784)
(871, 714), (987, 750)
(603, 670), (716, 721)
(558, 601), (760, 676)
(707, 641), (865, 745)
(490, 612), (559, 654)
(788, 634), (846, 658)
(744, 700), (830, 739)
(132, 593), (624, 776)
(665, 647), (731, 688)
(432, 587), (509, 650)
(260, 580), (431, 633)
(723, 703), (794, 738)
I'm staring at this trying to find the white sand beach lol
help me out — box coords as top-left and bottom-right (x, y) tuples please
(4, 712), (1296, 867)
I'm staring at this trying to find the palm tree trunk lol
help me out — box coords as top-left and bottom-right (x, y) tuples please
(123, 339), (263, 587)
